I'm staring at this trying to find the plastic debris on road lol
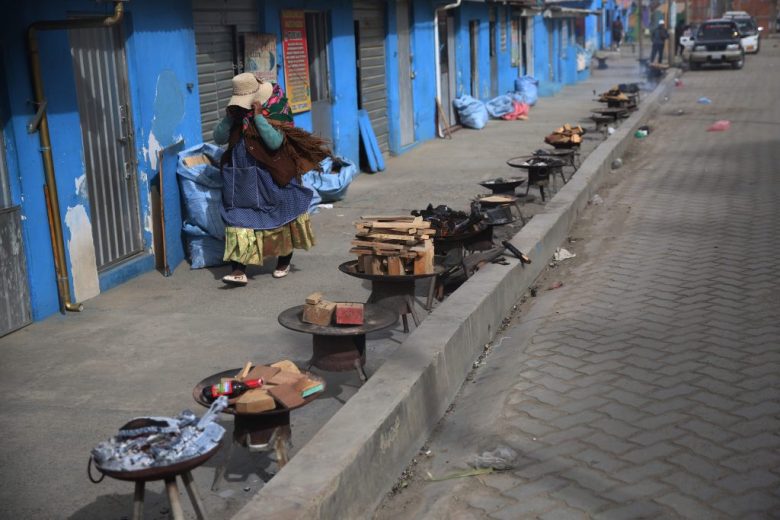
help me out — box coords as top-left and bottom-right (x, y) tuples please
(611, 158), (623, 169)
(674, 78), (683, 87)
(635, 129), (648, 138)
(91, 396), (228, 473)
(697, 97), (712, 104)
(707, 120), (731, 132)
(549, 281), (564, 290)
(607, 126), (616, 135)
(469, 446), (518, 470)
(590, 194), (604, 205)
(554, 248), (576, 261)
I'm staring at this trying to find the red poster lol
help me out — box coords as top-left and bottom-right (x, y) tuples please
(281, 10), (312, 113)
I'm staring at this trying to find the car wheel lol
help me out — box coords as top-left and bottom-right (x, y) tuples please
(689, 61), (700, 70)
(755, 41), (760, 54)
(732, 54), (744, 69)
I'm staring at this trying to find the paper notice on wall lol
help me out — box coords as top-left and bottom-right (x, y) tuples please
(511, 18), (521, 67)
(245, 33), (278, 83)
(281, 10), (312, 114)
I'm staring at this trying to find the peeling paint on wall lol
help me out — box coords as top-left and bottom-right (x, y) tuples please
(64, 204), (100, 302)
(74, 173), (88, 200)
(147, 131), (162, 171)
(151, 70), (185, 148)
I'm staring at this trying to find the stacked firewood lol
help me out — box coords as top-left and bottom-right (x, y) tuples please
(351, 216), (435, 275)
(544, 123), (585, 146)
(598, 87), (630, 102)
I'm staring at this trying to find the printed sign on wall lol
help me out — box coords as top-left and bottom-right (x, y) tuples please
(245, 34), (277, 83)
(281, 10), (311, 113)
(511, 18), (521, 67)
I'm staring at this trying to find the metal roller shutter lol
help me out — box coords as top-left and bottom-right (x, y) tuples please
(193, 0), (259, 142)
(354, 1), (389, 154)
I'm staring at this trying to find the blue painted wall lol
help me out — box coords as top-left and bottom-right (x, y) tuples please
(495, 6), (517, 95)
(409, 0), (436, 144)
(0, 0), (201, 320)
(385, 1), (401, 154)
(258, 1), (360, 165)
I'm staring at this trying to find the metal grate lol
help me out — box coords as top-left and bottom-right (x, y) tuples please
(193, 0), (259, 142)
(354, 1), (389, 154)
(69, 25), (143, 270)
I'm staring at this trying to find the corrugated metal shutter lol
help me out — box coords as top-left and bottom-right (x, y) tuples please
(193, 0), (259, 142)
(354, 1), (389, 154)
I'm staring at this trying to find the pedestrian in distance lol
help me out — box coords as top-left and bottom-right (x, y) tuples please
(611, 17), (624, 51)
(650, 19), (670, 63)
(213, 73), (329, 285)
(675, 22), (689, 56)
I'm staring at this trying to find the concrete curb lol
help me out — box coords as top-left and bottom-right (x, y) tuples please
(233, 71), (680, 520)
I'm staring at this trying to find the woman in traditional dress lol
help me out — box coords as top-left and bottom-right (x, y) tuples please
(213, 73), (327, 285)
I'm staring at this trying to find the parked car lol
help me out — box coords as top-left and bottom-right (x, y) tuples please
(723, 12), (763, 53)
(722, 10), (750, 18)
(680, 23), (700, 52)
(689, 19), (745, 70)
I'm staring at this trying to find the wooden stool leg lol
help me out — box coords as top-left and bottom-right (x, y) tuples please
(165, 477), (185, 520)
(426, 275), (436, 311)
(274, 427), (292, 468)
(132, 480), (145, 520)
(182, 471), (207, 520)
(405, 295), (421, 326)
(513, 202), (527, 225)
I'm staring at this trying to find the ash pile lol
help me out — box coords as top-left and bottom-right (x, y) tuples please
(91, 396), (227, 473)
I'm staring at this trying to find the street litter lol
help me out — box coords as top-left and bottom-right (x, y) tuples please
(611, 158), (623, 169)
(470, 446), (518, 470)
(549, 281), (564, 290)
(90, 396), (228, 473)
(635, 129), (648, 138)
(590, 194), (604, 205)
(697, 97), (712, 104)
(318, 204), (334, 209)
(494, 336), (512, 347)
(707, 120), (731, 132)
(607, 126), (616, 135)
(554, 248), (576, 261)
(424, 467), (497, 482)
(674, 78), (683, 87)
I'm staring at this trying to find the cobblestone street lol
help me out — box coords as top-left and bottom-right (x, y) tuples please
(376, 45), (780, 519)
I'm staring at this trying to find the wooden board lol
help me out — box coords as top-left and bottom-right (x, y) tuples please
(351, 240), (409, 251)
(157, 139), (186, 277)
(360, 215), (415, 221)
(359, 109), (385, 171)
(358, 109), (379, 173)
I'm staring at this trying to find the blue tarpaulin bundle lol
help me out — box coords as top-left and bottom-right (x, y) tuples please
(514, 75), (539, 106)
(485, 95), (515, 118)
(177, 143), (225, 268)
(453, 95), (489, 129)
(302, 156), (359, 203)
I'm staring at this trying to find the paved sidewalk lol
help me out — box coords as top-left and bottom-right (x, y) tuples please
(375, 44), (780, 519)
(0, 56), (645, 518)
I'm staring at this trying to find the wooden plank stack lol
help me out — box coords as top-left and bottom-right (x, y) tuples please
(545, 124), (584, 146)
(351, 215), (435, 276)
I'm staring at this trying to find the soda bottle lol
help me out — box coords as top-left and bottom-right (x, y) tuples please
(202, 378), (263, 403)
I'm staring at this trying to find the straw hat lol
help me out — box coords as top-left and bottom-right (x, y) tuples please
(228, 73), (261, 109)
(258, 81), (273, 105)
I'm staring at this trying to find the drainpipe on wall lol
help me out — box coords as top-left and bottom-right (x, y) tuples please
(434, 0), (462, 138)
(26, 1), (125, 314)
